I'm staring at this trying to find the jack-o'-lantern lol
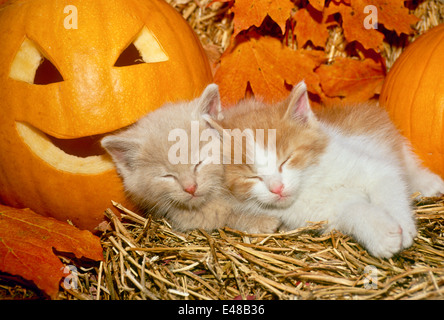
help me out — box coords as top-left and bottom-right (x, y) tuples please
(0, 0), (212, 230)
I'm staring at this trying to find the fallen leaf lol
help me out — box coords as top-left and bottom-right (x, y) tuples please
(326, 0), (418, 51)
(0, 205), (103, 299)
(316, 57), (385, 104)
(325, 1), (383, 51)
(293, 7), (331, 48)
(232, 0), (294, 36)
(358, 0), (419, 35)
(214, 34), (325, 106)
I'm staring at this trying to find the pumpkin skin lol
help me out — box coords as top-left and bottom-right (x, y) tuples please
(380, 24), (444, 179)
(0, 0), (212, 230)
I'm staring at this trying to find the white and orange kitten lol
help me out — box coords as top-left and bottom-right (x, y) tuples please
(101, 85), (280, 233)
(207, 81), (444, 258)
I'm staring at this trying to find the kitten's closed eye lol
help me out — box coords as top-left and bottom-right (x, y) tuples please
(162, 174), (177, 180)
(193, 160), (203, 173)
(246, 176), (263, 181)
(279, 157), (291, 173)
(242, 164), (264, 182)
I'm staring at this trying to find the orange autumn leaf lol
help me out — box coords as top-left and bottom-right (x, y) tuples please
(293, 7), (332, 48)
(214, 34), (325, 106)
(316, 57), (385, 104)
(360, 0), (419, 35)
(326, 1), (383, 50)
(326, 0), (418, 51)
(0, 205), (103, 298)
(232, 0), (294, 36)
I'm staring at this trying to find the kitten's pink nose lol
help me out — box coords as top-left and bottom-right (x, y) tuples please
(184, 184), (197, 196)
(270, 183), (284, 196)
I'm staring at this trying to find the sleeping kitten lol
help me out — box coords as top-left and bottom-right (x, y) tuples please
(206, 81), (444, 258)
(101, 84), (280, 233)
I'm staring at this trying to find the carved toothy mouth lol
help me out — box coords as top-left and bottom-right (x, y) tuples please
(16, 121), (115, 174)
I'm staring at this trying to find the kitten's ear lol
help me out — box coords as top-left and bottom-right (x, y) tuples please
(198, 84), (226, 142)
(284, 81), (317, 125)
(198, 84), (222, 119)
(101, 135), (140, 175)
(202, 114), (224, 138)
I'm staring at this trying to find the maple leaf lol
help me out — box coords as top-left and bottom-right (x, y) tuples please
(293, 7), (332, 48)
(325, 1), (383, 50)
(326, 0), (418, 51)
(0, 205), (103, 299)
(359, 0), (419, 35)
(214, 34), (325, 106)
(316, 57), (385, 104)
(232, 0), (294, 36)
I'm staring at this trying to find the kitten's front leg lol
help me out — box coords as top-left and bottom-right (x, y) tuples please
(333, 199), (412, 258)
(226, 211), (282, 234)
(166, 197), (281, 233)
(164, 198), (233, 232)
(365, 175), (417, 251)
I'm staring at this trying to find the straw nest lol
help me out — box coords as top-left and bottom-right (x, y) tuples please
(59, 195), (444, 300)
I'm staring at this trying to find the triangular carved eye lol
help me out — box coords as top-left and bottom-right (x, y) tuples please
(114, 26), (169, 67)
(9, 37), (64, 85)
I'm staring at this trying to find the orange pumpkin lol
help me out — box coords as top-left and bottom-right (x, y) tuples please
(380, 24), (444, 179)
(0, 0), (212, 230)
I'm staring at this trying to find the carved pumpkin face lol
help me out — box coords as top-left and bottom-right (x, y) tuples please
(0, 0), (212, 230)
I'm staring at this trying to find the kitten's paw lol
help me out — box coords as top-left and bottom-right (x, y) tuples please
(365, 216), (416, 259)
(366, 222), (403, 259)
(244, 215), (281, 234)
(385, 207), (417, 250)
(412, 170), (444, 197)
(398, 216), (417, 249)
(341, 202), (416, 258)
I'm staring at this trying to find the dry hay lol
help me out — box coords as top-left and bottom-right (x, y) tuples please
(58, 195), (444, 300)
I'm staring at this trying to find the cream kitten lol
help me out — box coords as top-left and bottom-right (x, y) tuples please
(101, 85), (280, 233)
(206, 81), (444, 258)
